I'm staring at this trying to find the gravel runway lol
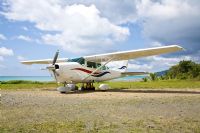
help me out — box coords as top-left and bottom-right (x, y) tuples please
(1, 89), (200, 132)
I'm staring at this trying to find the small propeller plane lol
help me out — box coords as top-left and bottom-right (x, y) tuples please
(21, 45), (183, 93)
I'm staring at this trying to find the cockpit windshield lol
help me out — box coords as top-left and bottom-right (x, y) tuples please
(68, 57), (85, 65)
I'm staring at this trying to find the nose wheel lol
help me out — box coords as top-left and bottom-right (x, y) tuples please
(81, 82), (95, 91)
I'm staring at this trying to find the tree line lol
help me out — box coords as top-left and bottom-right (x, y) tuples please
(143, 60), (200, 81)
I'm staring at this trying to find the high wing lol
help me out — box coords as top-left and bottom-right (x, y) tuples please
(84, 45), (183, 62)
(21, 45), (183, 65)
(21, 58), (68, 65)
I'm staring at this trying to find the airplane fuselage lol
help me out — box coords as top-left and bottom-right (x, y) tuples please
(54, 62), (122, 83)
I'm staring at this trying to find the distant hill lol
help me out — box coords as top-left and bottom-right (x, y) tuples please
(155, 70), (168, 77)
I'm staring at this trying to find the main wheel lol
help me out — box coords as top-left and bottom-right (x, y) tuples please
(81, 87), (85, 91)
(91, 86), (95, 91)
(57, 86), (67, 93)
(74, 86), (79, 91)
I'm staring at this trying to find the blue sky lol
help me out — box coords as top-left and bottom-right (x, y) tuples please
(0, 0), (200, 76)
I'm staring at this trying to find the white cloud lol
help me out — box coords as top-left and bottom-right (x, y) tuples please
(22, 26), (28, 31)
(17, 55), (26, 61)
(4, 0), (199, 55)
(17, 35), (32, 42)
(128, 63), (153, 71)
(17, 55), (25, 61)
(0, 47), (14, 56)
(136, 0), (193, 20)
(67, 0), (138, 24)
(136, 0), (200, 54)
(0, 56), (4, 61)
(107, 56), (181, 72)
(3, 1), (129, 54)
(151, 41), (163, 47)
(127, 55), (195, 72)
(0, 34), (7, 40)
(2, 0), (199, 65)
(0, 47), (14, 62)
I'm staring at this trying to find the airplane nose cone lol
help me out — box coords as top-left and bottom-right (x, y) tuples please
(55, 64), (59, 69)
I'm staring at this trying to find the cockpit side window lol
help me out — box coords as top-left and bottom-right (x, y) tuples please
(87, 62), (109, 70)
(96, 63), (101, 68)
(87, 61), (96, 68)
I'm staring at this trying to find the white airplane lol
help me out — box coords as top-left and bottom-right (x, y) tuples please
(21, 45), (183, 93)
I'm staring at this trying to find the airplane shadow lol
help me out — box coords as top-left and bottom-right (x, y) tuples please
(57, 88), (200, 95)
(61, 90), (96, 95)
(104, 88), (200, 94)
(45, 89), (95, 94)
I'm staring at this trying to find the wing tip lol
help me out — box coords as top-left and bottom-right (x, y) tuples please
(20, 61), (32, 65)
(166, 44), (184, 51)
(174, 45), (184, 51)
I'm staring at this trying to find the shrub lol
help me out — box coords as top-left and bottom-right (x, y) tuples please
(149, 73), (157, 81)
(142, 77), (148, 82)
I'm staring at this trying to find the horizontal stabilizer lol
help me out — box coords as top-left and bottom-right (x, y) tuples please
(121, 72), (149, 76)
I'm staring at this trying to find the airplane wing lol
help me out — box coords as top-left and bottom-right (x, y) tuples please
(21, 58), (68, 65)
(84, 45), (183, 62)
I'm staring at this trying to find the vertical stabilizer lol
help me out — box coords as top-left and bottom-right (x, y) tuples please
(118, 60), (128, 72)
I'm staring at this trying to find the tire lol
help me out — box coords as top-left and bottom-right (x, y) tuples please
(74, 86), (79, 91)
(91, 87), (95, 91)
(81, 87), (85, 91)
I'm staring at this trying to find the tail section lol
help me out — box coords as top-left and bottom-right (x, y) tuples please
(118, 60), (128, 72)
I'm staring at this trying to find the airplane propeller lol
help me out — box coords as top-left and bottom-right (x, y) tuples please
(53, 50), (59, 65)
(46, 50), (60, 82)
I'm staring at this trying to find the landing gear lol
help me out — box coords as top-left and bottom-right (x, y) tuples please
(57, 83), (78, 93)
(57, 86), (68, 93)
(99, 84), (109, 91)
(81, 82), (95, 91)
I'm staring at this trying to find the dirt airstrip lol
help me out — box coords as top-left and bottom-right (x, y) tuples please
(1, 89), (200, 132)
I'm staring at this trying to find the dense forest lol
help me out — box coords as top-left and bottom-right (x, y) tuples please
(166, 60), (200, 80)
(147, 60), (200, 81)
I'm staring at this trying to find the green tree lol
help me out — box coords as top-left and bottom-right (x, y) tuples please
(166, 60), (200, 80)
(149, 73), (157, 81)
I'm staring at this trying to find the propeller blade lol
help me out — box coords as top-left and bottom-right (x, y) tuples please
(40, 68), (47, 70)
(48, 50), (60, 82)
(52, 70), (58, 82)
(52, 50), (59, 65)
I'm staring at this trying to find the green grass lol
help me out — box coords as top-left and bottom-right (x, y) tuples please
(1, 114), (200, 133)
(103, 80), (200, 89)
(0, 80), (55, 84)
(0, 120), (200, 133)
(0, 80), (57, 90)
(0, 121), (86, 133)
(0, 80), (200, 90)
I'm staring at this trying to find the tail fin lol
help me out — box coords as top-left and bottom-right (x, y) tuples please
(118, 60), (128, 72)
